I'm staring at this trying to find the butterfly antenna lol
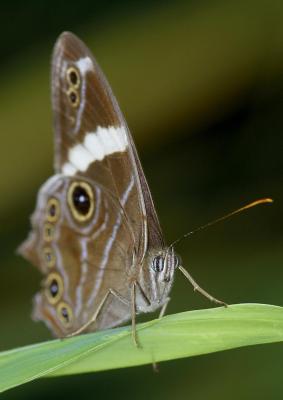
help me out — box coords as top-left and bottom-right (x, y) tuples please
(169, 197), (273, 249)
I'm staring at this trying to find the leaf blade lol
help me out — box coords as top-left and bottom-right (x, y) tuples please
(1, 304), (283, 393)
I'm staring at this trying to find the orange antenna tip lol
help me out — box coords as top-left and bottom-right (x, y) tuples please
(170, 196), (274, 248)
(241, 197), (274, 211)
(261, 197), (273, 204)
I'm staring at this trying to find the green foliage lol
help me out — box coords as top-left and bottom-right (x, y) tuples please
(1, 304), (283, 393)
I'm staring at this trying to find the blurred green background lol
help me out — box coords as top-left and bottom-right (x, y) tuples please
(1, 0), (283, 398)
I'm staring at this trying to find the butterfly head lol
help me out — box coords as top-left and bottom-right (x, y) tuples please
(142, 246), (180, 308)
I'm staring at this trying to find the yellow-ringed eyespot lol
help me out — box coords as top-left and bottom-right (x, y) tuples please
(66, 66), (80, 89)
(46, 197), (60, 223)
(43, 246), (56, 268)
(45, 272), (63, 305)
(57, 302), (73, 328)
(67, 87), (80, 108)
(43, 222), (55, 242)
(67, 181), (95, 222)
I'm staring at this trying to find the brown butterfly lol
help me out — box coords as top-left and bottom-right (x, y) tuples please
(18, 32), (225, 344)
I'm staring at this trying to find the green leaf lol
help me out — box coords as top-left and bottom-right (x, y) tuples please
(1, 304), (283, 393)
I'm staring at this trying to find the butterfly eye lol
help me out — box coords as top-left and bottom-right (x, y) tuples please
(152, 255), (165, 273)
(43, 247), (56, 268)
(43, 222), (55, 242)
(57, 302), (73, 327)
(46, 198), (60, 222)
(67, 181), (95, 222)
(45, 273), (63, 304)
(67, 88), (80, 108)
(66, 66), (80, 89)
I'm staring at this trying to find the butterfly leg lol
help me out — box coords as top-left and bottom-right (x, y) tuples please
(151, 298), (171, 372)
(158, 297), (170, 319)
(178, 266), (227, 307)
(67, 288), (130, 338)
(130, 281), (140, 347)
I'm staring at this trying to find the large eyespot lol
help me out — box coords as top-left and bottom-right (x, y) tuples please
(67, 181), (94, 222)
(66, 66), (80, 89)
(45, 272), (63, 304)
(46, 198), (60, 223)
(43, 246), (56, 268)
(152, 255), (165, 273)
(43, 222), (55, 242)
(57, 302), (73, 328)
(67, 88), (80, 108)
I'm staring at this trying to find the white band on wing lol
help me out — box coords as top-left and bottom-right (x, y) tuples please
(62, 125), (128, 176)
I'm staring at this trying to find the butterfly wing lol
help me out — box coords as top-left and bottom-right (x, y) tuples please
(19, 32), (165, 336)
(52, 32), (164, 256)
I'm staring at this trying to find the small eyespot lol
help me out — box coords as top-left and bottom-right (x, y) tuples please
(67, 181), (94, 222)
(152, 255), (164, 273)
(57, 302), (73, 327)
(45, 272), (63, 304)
(43, 246), (56, 268)
(67, 88), (80, 108)
(66, 66), (80, 89)
(46, 198), (60, 223)
(43, 222), (55, 242)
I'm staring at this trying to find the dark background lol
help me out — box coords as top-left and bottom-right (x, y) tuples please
(0, 1), (283, 399)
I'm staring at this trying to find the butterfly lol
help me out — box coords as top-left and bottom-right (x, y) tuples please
(18, 32), (225, 344)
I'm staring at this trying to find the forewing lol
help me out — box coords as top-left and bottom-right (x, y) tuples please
(52, 32), (164, 257)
